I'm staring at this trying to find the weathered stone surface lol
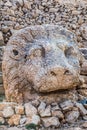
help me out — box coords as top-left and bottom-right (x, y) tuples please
(25, 103), (37, 116)
(79, 48), (87, 60)
(52, 110), (64, 119)
(80, 24), (87, 40)
(75, 102), (87, 115)
(80, 61), (87, 75)
(2, 25), (83, 103)
(20, 117), (27, 125)
(0, 102), (17, 111)
(42, 117), (60, 127)
(38, 105), (51, 117)
(8, 114), (21, 126)
(26, 115), (40, 125)
(7, 127), (22, 130)
(0, 117), (5, 124)
(65, 108), (80, 123)
(2, 106), (14, 118)
(15, 105), (24, 115)
(0, 31), (4, 46)
(60, 100), (74, 112)
(82, 122), (87, 128)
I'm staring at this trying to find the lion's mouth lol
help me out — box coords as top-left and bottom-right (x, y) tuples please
(34, 74), (80, 93)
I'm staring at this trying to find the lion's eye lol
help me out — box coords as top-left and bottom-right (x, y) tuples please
(13, 49), (19, 56)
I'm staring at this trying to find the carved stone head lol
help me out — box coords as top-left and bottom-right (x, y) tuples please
(2, 25), (83, 103)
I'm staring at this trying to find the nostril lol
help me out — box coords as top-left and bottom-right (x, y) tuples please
(64, 70), (70, 75)
(50, 71), (56, 76)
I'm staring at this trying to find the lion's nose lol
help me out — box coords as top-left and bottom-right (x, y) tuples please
(49, 67), (72, 76)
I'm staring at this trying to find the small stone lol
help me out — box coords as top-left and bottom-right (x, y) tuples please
(0, 126), (7, 130)
(0, 117), (5, 124)
(2, 26), (10, 33)
(16, 0), (23, 6)
(3, 106), (14, 118)
(75, 102), (87, 115)
(52, 104), (60, 111)
(20, 117), (27, 125)
(0, 102), (17, 111)
(82, 122), (87, 128)
(25, 103), (37, 116)
(7, 127), (22, 130)
(5, 1), (12, 7)
(26, 115), (40, 125)
(72, 10), (80, 15)
(0, 111), (3, 117)
(38, 102), (46, 111)
(0, 31), (4, 46)
(80, 24), (87, 40)
(0, 32), (3, 41)
(80, 61), (87, 75)
(15, 105), (24, 115)
(8, 114), (21, 126)
(83, 115), (87, 121)
(52, 110), (64, 119)
(38, 105), (51, 117)
(42, 117), (60, 127)
(23, 0), (31, 9)
(31, 100), (40, 107)
(65, 109), (80, 123)
(60, 100), (73, 112)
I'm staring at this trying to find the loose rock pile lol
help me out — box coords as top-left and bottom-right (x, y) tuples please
(0, 0), (87, 46)
(0, 100), (87, 128)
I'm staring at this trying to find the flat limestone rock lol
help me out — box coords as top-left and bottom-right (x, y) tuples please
(2, 25), (83, 103)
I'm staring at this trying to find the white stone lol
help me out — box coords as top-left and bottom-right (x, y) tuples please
(15, 105), (24, 115)
(5, 1), (12, 7)
(42, 117), (60, 127)
(38, 105), (51, 117)
(0, 117), (5, 124)
(0, 32), (3, 41)
(2, 106), (14, 118)
(60, 100), (74, 112)
(38, 102), (46, 111)
(65, 110), (80, 123)
(20, 117), (27, 125)
(25, 103), (37, 116)
(26, 115), (40, 125)
(52, 110), (64, 119)
(75, 102), (87, 115)
(7, 127), (22, 130)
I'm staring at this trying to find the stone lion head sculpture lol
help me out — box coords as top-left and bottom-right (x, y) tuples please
(2, 25), (83, 103)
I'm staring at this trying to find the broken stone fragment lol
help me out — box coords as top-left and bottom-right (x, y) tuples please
(26, 115), (40, 125)
(0, 117), (5, 124)
(15, 105), (24, 115)
(0, 31), (4, 46)
(38, 105), (51, 117)
(52, 110), (64, 120)
(65, 108), (80, 123)
(0, 102), (17, 111)
(75, 102), (87, 116)
(2, 106), (14, 118)
(8, 114), (21, 126)
(80, 60), (87, 75)
(42, 117), (60, 127)
(60, 100), (74, 112)
(24, 103), (37, 117)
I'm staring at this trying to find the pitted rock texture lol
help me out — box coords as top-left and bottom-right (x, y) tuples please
(2, 25), (83, 103)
